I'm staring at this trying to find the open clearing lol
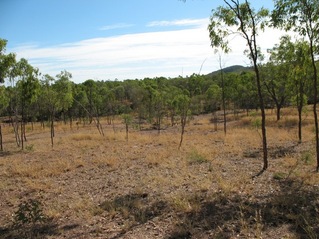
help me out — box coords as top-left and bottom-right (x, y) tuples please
(0, 109), (319, 238)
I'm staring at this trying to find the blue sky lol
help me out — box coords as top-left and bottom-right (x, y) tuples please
(1, 0), (280, 83)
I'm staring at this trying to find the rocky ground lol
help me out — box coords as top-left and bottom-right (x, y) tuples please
(0, 112), (318, 238)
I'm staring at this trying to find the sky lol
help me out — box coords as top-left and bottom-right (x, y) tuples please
(1, 0), (282, 83)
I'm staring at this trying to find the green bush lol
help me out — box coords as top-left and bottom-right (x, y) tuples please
(13, 198), (47, 226)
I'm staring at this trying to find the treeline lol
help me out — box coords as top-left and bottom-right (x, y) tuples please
(0, 35), (317, 147)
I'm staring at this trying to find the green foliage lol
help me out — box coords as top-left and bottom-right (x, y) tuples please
(301, 151), (313, 165)
(122, 113), (133, 125)
(252, 118), (261, 130)
(0, 38), (16, 83)
(273, 172), (287, 180)
(0, 86), (9, 114)
(54, 70), (73, 112)
(209, 1), (269, 58)
(25, 144), (34, 151)
(187, 149), (208, 165)
(13, 198), (47, 226)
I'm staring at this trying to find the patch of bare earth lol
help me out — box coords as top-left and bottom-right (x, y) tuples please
(0, 110), (319, 238)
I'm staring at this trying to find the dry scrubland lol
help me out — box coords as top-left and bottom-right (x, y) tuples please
(0, 108), (319, 239)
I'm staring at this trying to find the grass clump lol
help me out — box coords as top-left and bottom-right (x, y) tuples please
(301, 151), (313, 165)
(187, 149), (208, 165)
(273, 172), (287, 180)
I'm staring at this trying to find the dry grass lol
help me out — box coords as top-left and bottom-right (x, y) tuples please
(1, 110), (319, 238)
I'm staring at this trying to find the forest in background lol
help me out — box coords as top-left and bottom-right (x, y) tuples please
(0, 36), (317, 146)
(0, 0), (319, 173)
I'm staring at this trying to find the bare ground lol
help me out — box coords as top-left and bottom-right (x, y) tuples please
(0, 112), (318, 238)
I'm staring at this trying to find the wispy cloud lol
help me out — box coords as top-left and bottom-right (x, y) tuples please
(99, 23), (134, 31)
(9, 19), (288, 83)
(147, 18), (208, 27)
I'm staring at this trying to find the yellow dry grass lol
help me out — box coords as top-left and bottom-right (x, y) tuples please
(1, 109), (319, 238)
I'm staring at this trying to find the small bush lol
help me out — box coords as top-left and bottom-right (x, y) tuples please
(301, 151), (313, 165)
(187, 149), (208, 165)
(13, 198), (47, 226)
(25, 144), (34, 151)
(273, 172), (287, 180)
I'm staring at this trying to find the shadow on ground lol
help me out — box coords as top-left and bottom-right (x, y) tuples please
(0, 220), (62, 239)
(167, 178), (319, 238)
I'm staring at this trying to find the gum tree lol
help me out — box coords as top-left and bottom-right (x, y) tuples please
(262, 35), (294, 121)
(15, 59), (40, 149)
(272, 0), (319, 171)
(208, 0), (269, 173)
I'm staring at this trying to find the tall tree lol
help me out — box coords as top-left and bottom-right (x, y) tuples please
(262, 35), (294, 121)
(55, 70), (73, 124)
(289, 40), (312, 143)
(208, 0), (269, 173)
(175, 91), (191, 149)
(205, 84), (222, 131)
(0, 86), (8, 151)
(272, 0), (319, 171)
(0, 39), (15, 150)
(15, 59), (40, 149)
(0, 39), (16, 83)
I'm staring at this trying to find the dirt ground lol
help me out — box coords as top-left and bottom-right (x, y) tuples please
(0, 110), (318, 239)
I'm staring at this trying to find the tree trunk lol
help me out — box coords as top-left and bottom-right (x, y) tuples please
(219, 57), (227, 135)
(276, 104), (281, 121)
(0, 124), (3, 151)
(125, 123), (129, 142)
(178, 113), (187, 150)
(21, 122), (24, 150)
(213, 111), (218, 131)
(50, 112), (55, 147)
(298, 105), (302, 144)
(310, 51), (319, 172)
(256, 69), (268, 172)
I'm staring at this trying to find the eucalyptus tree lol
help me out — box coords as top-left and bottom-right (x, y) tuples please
(152, 90), (162, 132)
(70, 83), (89, 123)
(0, 39), (15, 150)
(205, 84), (222, 131)
(15, 59), (40, 149)
(81, 79), (104, 135)
(0, 39), (16, 83)
(208, 0), (269, 173)
(40, 72), (73, 146)
(83, 79), (96, 124)
(142, 79), (158, 124)
(262, 35), (295, 121)
(124, 80), (147, 129)
(41, 74), (58, 147)
(0, 86), (8, 151)
(272, 0), (319, 171)
(187, 74), (205, 115)
(166, 86), (183, 126)
(174, 91), (191, 149)
(235, 71), (259, 114)
(55, 70), (73, 124)
(289, 40), (312, 143)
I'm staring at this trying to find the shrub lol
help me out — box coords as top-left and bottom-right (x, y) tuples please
(187, 149), (208, 165)
(13, 198), (47, 226)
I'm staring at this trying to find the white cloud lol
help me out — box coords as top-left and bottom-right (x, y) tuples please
(99, 23), (134, 31)
(9, 19), (289, 83)
(147, 18), (208, 27)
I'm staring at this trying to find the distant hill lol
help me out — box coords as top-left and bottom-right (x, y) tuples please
(206, 65), (253, 77)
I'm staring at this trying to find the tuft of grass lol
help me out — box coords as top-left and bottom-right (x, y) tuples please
(273, 172), (287, 180)
(301, 151), (313, 165)
(25, 144), (34, 151)
(187, 149), (208, 165)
